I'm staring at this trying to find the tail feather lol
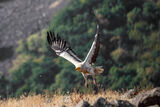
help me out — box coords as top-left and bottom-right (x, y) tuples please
(94, 66), (104, 75)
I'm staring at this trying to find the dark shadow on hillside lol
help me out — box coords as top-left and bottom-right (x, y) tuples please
(0, 46), (14, 61)
(0, 0), (13, 3)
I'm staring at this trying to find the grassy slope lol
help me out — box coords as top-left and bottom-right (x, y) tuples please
(0, 90), (130, 107)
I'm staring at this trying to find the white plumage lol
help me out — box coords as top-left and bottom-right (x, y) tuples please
(47, 25), (104, 87)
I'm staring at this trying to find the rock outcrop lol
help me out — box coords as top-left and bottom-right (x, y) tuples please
(131, 87), (160, 107)
(76, 87), (160, 107)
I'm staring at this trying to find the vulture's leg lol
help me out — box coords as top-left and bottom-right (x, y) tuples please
(90, 68), (96, 85)
(92, 74), (97, 85)
(82, 73), (88, 87)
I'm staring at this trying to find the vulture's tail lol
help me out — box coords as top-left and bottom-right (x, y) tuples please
(94, 66), (104, 75)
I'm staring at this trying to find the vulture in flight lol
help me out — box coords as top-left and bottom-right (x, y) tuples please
(47, 25), (104, 87)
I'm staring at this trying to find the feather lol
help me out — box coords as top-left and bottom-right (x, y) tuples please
(47, 31), (82, 66)
(84, 25), (100, 65)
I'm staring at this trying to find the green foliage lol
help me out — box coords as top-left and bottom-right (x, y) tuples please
(50, 64), (82, 92)
(50, 0), (160, 89)
(48, 0), (160, 90)
(8, 30), (59, 97)
(0, 73), (9, 99)
(111, 47), (127, 61)
(127, 7), (141, 24)
(16, 29), (49, 55)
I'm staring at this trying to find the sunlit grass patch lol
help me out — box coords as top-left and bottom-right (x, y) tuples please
(0, 89), (132, 107)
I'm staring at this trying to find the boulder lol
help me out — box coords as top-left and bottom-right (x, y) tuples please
(93, 97), (114, 107)
(131, 87), (160, 107)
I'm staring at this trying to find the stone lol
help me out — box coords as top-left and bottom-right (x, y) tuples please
(131, 87), (160, 107)
(123, 89), (137, 99)
(76, 100), (91, 107)
(93, 97), (114, 107)
(114, 100), (135, 107)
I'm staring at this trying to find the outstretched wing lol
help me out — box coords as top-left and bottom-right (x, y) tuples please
(47, 31), (82, 66)
(84, 25), (100, 65)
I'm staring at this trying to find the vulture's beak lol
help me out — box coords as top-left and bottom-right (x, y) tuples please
(75, 67), (80, 71)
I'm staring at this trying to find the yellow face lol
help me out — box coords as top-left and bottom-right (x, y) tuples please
(75, 67), (81, 71)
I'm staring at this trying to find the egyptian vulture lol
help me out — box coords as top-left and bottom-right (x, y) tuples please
(47, 25), (104, 87)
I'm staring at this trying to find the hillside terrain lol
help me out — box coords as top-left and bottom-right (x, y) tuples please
(0, 0), (69, 73)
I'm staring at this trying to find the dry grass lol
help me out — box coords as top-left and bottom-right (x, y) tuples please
(0, 90), (132, 107)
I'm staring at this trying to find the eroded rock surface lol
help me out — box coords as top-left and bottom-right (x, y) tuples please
(0, 0), (69, 73)
(131, 87), (160, 107)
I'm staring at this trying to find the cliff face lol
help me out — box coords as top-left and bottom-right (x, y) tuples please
(0, 0), (69, 73)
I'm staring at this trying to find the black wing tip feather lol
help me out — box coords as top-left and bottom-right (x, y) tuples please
(47, 32), (52, 45)
(47, 30), (68, 51)
(47, 31), (55, 39)
(47, 31), (62, 41)
(56, 34), (61, 41)
(46, 31), (81, 62)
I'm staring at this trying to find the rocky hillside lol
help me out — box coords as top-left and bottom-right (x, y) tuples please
(0, 0), (69, 73)
(76, 87), (160, 107)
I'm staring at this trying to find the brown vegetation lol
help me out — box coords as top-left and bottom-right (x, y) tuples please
(1, 87), (160, 107)
(0, 90), (129, 107)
